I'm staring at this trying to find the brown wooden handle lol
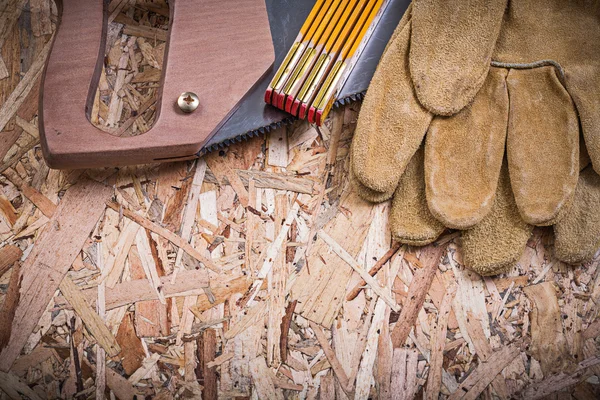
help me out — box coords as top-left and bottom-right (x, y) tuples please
(40, 0), (274, 169)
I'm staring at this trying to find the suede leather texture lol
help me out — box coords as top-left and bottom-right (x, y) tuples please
(389, 145), (445, 245)
(411, 0), (600, 175)
(493, 0), (600, 174)
(425, 67), (508, 229)
(351, 9), (431, 196)
(350, 0), (600, 275)
(461, 163), (533, 276)
(410, 0), (508, 115)
(350, 172), (394, 204)
(353, 145), (444, 245)
(554, 167), (600, 265)
(505, 67), (579, 226)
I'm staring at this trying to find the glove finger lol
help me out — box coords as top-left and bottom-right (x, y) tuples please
(506, 66), (579, 226)
(349, 138), (395, 202)
(409, 0), (507, 115)
(564, 66), (600, 176)
(425, 67), (509, 229)
(351, 14), (431, 195)
(350, 165), (395, 203)
(461, 162), (533, 276)
(390, 145), (445, 246)
(554, 166), (600, 265)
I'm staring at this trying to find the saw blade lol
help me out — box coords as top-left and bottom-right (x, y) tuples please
(200, 0), (409, 155)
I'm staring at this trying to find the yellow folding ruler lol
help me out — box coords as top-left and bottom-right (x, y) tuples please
(265, 0), (390, 125)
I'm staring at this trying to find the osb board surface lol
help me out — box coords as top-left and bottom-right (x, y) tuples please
(0, 1), (600, 399)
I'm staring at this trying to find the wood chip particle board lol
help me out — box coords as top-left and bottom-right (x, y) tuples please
(267, 128), (289, 168)
(0, 6), (599, 396)
(291, 190), (377, 327)
(425, 279), (457, 400)
(0, 36), (52, 133)
(0, 179), (113, 371)
(447, 342), (523, 400)
(391, 243), (448, 348)
(249, 356), (284, 400)
(114, 312), (146, 375)
(59, 276), (121, 357)
(523, 282), (577, 376)
(0, 244), (22, 277)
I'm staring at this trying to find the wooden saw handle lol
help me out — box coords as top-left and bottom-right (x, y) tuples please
(40, 0), (274, 169)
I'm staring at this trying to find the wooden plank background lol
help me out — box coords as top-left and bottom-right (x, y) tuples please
(0, 1), (599, 399)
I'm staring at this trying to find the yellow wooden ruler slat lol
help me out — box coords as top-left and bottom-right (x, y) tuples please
(265, 0), (391, 126)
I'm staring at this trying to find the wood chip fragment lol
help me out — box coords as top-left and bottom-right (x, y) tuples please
(391, 243), (448, 347)
(310, 321), (353, 398)
(391, 349), (419, 400)
(237, 170), (315, 194)
(206, 352), (234, 369)
(346, 242), (403, 301)
(280, 299), (297, 364)
(59, 276), (121, 357)
(523, 282), (576, 375)
(74, 269), (210, 311)
(0, 261), (21, 350)
(19, 184), (57, 217)
(267, 128), (289, 168)
(197, 329), (218, 400)
(249, 356), (284, 400)
(425, 279), (457, 400)
(0, 245), (22, 277)
(115, 313), (145, 375)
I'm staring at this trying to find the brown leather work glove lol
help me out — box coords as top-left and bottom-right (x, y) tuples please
(351, 1), (600, 275)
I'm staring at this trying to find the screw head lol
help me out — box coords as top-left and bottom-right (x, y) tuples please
(177, 92), (200, 113)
